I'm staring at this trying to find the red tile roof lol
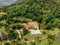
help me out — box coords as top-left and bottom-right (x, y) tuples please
(24, 21), (39, 30)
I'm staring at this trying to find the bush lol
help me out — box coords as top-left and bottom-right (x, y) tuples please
(17, 42), (27, 45)
(23, 29), (30, 35)
(42, 31), (46, 35)
(11, 24), (23, 29)
(8, 29), (18, 39)
(48, 34), (55, 41)
(4, 42), (10, 45)
(30, 42), (36, 45)
(11, 39), (17, 45)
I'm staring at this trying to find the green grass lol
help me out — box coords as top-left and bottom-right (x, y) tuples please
(36, 40), (60, 45)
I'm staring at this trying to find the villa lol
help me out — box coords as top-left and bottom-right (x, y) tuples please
(24, 21), (41, 35)
(16, 21), (41, 39)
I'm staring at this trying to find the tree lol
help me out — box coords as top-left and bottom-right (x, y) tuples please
(47, 34), (56, 45)
(8, 29), (18, 40)
(11, 39), (18, 45)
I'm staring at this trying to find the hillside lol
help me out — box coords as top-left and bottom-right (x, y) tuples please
(0, 0), (60, 29)
(0, 0), (60, 45)
(0, 0), (17, 6)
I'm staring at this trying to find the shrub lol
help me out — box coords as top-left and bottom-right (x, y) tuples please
(42, 31), (46, 35)
(11, 39), (17, 45)
(30, 42), (36, 45)
(17, 42), (27, 45)
(4, 42), (10, 45)
(48, 34), (55, 40)
(23, 29), (30, 35)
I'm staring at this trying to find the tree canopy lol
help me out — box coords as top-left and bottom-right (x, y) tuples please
(0, 0), (60, 29)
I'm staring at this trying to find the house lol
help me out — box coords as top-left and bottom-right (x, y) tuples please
(24, 21), (41, 35)
(16, 21), (41, 39)
(24, 21), (39, 30)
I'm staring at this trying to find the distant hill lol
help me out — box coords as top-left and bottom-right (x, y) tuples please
(0, 0), (18, 6)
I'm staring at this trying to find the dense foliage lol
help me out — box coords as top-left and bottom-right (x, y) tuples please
(0, 0), (60, 29)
